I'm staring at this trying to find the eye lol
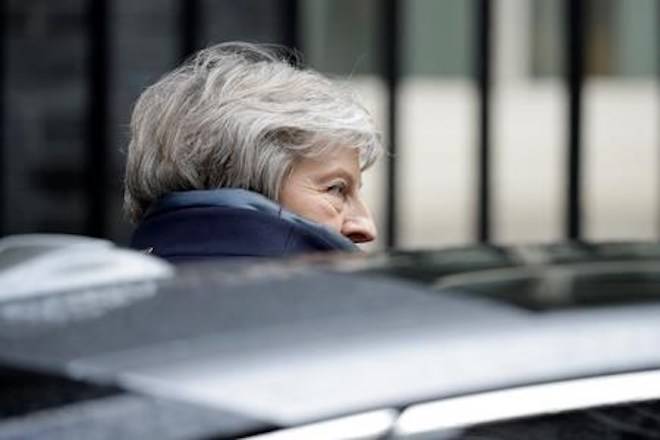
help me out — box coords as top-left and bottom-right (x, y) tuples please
(326, 182), (348, 198)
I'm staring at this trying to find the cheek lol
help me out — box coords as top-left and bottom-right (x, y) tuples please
(282, 191), (344, 231)
(304, 196), (344, 226)
(324, 194), (345, 213)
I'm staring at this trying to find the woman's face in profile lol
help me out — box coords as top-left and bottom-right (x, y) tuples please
(279, 148), (377, 244)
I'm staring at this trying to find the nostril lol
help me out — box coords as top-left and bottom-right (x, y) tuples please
(348, 233), (366, 244)
(345, 229), (376, 244)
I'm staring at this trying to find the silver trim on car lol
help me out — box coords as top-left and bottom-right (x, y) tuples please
(393, 369), (660, 438)
(241, 409), (398, 440)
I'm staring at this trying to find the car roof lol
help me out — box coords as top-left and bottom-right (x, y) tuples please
(1, 241), (660, 430)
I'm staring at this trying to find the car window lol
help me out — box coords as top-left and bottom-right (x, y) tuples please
(363, 246), (518, 283)
(435, 267), (660, 312)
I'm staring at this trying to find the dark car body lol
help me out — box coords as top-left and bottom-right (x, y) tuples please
(1, 237), (660, 439)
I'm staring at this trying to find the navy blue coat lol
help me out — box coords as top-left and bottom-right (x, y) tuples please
(130, 189), (358, 262)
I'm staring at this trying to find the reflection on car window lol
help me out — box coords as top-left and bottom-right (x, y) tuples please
(351, 242), (660, 312)
(594, 243), (660, 260)
(449, 399), (660, 439)
(572, 272), (660, 308)
(546, 242), (660, 265)
(436, 268), (660, 312)
(364, 246), (518, 283)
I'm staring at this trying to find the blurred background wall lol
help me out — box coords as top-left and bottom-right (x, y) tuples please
(0, 0), (658, 251)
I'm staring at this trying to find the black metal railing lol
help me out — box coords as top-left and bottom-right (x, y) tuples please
(0, 0), (6, 236)
(476, 0), (493, 243)
(180, 0), (201, 62)
(85, 0), (110, 238)
(382, 0), (401, 249)
(283, 0), (300, 54)
(565, 0), (585, 240)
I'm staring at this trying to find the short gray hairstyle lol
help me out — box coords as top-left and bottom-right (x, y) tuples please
(124, 42), (382, 223)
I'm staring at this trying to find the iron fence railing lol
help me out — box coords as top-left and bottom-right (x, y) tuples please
(86, 0), (110, 238)
(565, 0), (585, 241)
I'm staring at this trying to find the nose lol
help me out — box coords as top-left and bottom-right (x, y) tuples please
(341, 198), (377, 244)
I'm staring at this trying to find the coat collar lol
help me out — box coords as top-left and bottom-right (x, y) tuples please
(132, 189), (358, 262)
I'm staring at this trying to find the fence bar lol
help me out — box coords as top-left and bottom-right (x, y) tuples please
(180, 0), (201, 62)
(565, 0), (585, 240)
(282, 0), (300, 52)
(475, 0), (493, 242)
(0, 0), (6, 236)
(383, 0), (401, 249)
(86, 0), (109, 238)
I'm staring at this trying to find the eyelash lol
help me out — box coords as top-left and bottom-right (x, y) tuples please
(327, 182), (348, 197)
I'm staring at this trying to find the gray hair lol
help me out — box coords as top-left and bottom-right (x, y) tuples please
(123, 42), (382, 223)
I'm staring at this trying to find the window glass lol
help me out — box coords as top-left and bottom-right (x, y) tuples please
(300, 0), (381, 75)
(402, 0), (473, 77)
(493, 0), (564, 244)
(583, 0), (659, 241)
(530, 0), (563, 77)
(398, 0), (476, 248)
(361, 246), (517, 283)
(441, 269), (660, 312)
(530, 0), (658, 78)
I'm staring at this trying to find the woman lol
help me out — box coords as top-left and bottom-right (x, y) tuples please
(124, 42), (382, 262)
